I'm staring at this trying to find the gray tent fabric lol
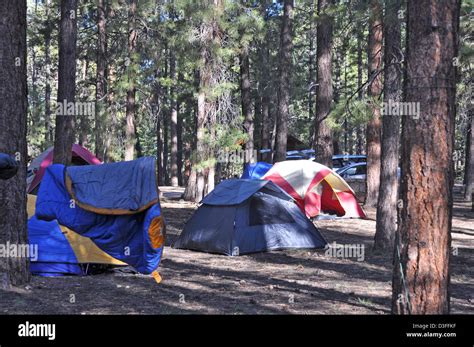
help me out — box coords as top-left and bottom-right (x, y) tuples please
(174, 179), (327, 256)
(201, 179), (292, 206)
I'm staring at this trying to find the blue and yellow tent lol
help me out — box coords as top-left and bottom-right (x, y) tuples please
(28, 157), (165, 281)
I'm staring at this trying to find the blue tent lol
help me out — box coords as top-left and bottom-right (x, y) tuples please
(32, 157), (165, 275)
(28, 216), (83, 276)
(173, 179), (326, 255)
(241, 162), (272, 179)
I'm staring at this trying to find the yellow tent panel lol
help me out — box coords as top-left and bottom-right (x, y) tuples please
(27, 195), (126, 266)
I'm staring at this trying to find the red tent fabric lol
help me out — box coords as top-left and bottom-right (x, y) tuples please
(27, 144), (101, 194)
(263, 160), (366, 219)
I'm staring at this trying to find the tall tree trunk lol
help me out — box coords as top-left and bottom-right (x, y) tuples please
(163, 105), (169, 185)
(260, 92), (271, 162)
(169, 49), (179, 187)
(195, 89), (206, 202)
(258, 1), (272, 163)
(185, 2), (223, 202)
(95, 0), (107, 161)
(184, 71), (199, 199)
(464, 111), (473, 201)
(105, 62), (116, 162)
(374, 0), (402, 251)
(177, 95), (184, 186)
(254, 88), (262, 150)
(125, 0), (137, 161)
(154, 46), (164, 185)
(31, 48), (39, 137)
(0, 0), (30, 287)
(270, 99), (277, 160)
(162, 45), (169, 184)
(356, 27), (365, 155)
(240, 48), (254, 163)
(44, 0), (53, 147)
(392, 0), (460, 315)
(365, 0), (383, 207)
(274, 0), (293, 163)
(313, 0), (334, 168)
(53, 0), (78, 165)
(332, 34), (342, 156)
(308, 0), (316, 131)
(104, 4), (116, 162)
(79, 58), (89, 146)
(342, 38), (349, 154)
(183, 100), (198, 200)
(157, 113), (164, 185)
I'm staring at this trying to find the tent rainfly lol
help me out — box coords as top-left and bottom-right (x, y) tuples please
(263, 160), (366, 219)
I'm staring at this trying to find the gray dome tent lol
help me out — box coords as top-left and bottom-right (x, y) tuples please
(173, 179), (327, 255)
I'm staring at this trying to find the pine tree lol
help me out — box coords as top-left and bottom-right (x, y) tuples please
(0, 0), (29, 287)
(53, 0), (78, 165)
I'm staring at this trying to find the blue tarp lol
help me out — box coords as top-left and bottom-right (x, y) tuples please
(240, 162), (272, 180)
(34, 157), (164, 274)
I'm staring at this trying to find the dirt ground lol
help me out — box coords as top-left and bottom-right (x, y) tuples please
(1, 187), (473, 315)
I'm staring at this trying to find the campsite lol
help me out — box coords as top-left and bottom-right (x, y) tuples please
(0, 1), (473, 339)
(1, 185), (472, 314)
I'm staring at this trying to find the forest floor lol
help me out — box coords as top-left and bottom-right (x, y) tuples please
(1, 186), (473, 314)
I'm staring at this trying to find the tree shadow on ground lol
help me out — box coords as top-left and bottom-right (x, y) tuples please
(158, 257), (391, 314)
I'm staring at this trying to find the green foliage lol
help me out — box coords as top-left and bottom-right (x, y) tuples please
(25, 0), (472, 182)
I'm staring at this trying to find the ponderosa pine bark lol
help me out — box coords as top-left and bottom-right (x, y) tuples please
(392, 0), (460, 315)
(53, 0), (78, 165)
(313, 0), (334, 168)
(274, 0), (293, 163)
(125, 0), (137, 161)
(374, 0), (402, 251)
(365, 0), (383, 207)
(0, 0), (30, 287)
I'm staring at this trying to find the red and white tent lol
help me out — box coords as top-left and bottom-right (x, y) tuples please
(27, 144), (101, 194)
(263, 160), (366, 219)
